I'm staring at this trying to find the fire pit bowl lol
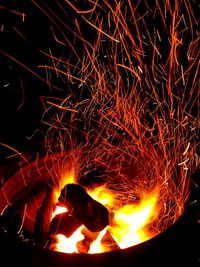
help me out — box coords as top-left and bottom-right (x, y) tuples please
(0, 204), (199, 267)
(0, 155), (199, 267)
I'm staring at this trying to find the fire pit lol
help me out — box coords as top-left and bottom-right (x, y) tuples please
(0, 153), (161, 254)
(0, 154), (199, 267)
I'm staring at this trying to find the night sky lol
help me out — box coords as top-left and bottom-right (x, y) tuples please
(0, 0), (98, 158)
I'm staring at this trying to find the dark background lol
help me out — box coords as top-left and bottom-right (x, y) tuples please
(0, 0), (96, 162)
(0, 0), (47, 159)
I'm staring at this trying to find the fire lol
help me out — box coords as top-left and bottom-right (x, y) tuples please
(55, 227), (84, 254)
(52, 206), (68, 218)
(110, 194), (158, 249)
(54, 170), (76, 201)
(88, 228), (107, 254)
(88, 186), (116, 208)
(51, 180), (159, 254)
(61, 171), (76, 187)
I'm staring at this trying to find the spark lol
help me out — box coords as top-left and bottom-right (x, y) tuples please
(1, 24), (4, 32)
(81, 16), (120, 43)
(0, 50), (63, 92)
(183, 142), (191, 156)
(0, 143), (29, 163)
(26, 129), (40, 140)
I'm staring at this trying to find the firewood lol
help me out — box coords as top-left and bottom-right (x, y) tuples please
(76, 239), (90, 253)
(100, 230), (120, 252)
(58, 184), (109, 232)
(34, 185), (55, 245)
(49, 211), (81, 237)
(81, 227), (99, 242)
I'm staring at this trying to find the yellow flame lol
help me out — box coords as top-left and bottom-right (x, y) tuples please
(55, 226), (84, 253)
(54, 171), (76, 201)
(60, 170), (76, 188)
(88, 228), (107, 254)
(52, 183), (159, 253)
(88, 186), (116, 208)
(52, 205), (68, 219)
(110, 194), (158, 249)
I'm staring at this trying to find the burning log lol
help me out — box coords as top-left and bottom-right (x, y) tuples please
(76, 227), (99, 253)
(76, 239), (90, 254)
(34, 185), (55, 245)
(58, 184), (109, 232)
(49, 211), (81, 237)
(101, 231), (120, 252)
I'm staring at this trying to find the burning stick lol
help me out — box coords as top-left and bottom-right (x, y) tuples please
(49, 211), (81, 237)
(76, 227), (100, 253)
(76, 239), (90, 254)
(101, 231), (120, 252)
(58, 184), (109, 232)
(34, 185), (55, 245)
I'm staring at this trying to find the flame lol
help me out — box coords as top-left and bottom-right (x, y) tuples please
(88, 228), (107, 254)
(54, 170), (76, 201)
(88, 186), (116, 209)
(55, 226), (84, 253)
(52, 205), (68, 218)
(110, 194), (158, 249)
(0, 0), (198, 259)
(51, 182), (159, 253)
(61, 171), (76, 186)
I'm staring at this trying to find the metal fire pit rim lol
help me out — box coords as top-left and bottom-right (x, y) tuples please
(0, 203), (198, 267)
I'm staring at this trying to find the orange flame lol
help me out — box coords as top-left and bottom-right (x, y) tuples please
(110, 194), (158, 249)
(54, 170), (76, 201)
(55, 227), (84, 253)
(52, 206), (68, 218)
(51, 175), (159, 254)
(88, 228), (107, 254)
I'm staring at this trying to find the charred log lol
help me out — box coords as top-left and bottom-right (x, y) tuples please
(49, 211), (81, 237)
(76, 239), (90, 253)
(34, 185), (55, 245)
(101, 231), (120, 252)
(58, 184), (109, 232)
